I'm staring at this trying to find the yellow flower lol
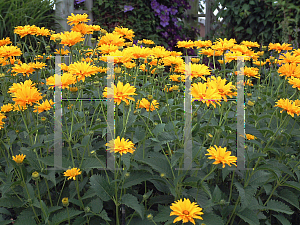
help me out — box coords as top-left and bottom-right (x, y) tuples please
(28, 62), (47, 70)
(199, 48), (223, 57)
(54, 48), (70, 55)
(0, 37), (12, 46)
(279, 52), (300, 64)
(35, 27), (51, 37)
(11, 63), (35, 77)
(136, 98), (159, 111)
(103, 81), (137, 105)
(240, 41), (260, 48)
(191, 82), (222, 108)
(142, 39), (155, 45)
(0, 113), (6, 129)
(247, 100), (255, 106)
(205, 145), (237, 168)
(68, 61), (99, 82)
(67, 13), (90, 26)
(98, 33), (125, 47)
(288, 77), (300, 90)
(33, 99), (55, 113)
(163, 56), (184, 67)
(105, 136), (136, 156)
(194, 40), (212, 48)
(113, 27), (135, 40)
(246, 134), (257, 140)
(207, 76), (236, 101)
(170, 198), (204, 224)
(278, 63), (300, 79)
(176, 40), (194, 49)
(0, 45), (22, 60)
(12, 154), (26, 164)
(211, 38), (236, 53)
(14, 25), (38, 38)
(268, 42), (293, 53)
(150, 46), (170, 58)
(1, 103), (14, 113)
(97, 44), (119, 54)
(274, 99), (300, 117)
(63, 168), (82, 180)
(62, 197), (69, 207)
(46, 73), (77, 89)
(71, 23), (94, 35)
(59, 31), (84, 47)
(11, 85), (43, 107)
(69, 87), (78, 92)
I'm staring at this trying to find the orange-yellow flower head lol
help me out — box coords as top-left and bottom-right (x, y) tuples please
(59, 31), (84, 46)
(64, 168), (82, 180)
(33, 99), (55, 113)
(103, 81), (137, 105)
(113, 27), (135, 41)
(67, 13), (90, 26)
(46, 73), (77, 89)
(191, 82), (222, 108)
(205, 145), (237, 168)
(12, 154), (26, 164)
(106, 136), (136, 156)
(0, 45), (22, 60)
(12, 63), (35, 77)
(275, 98), (300, 117)
(68, 61), (99, 82)
(136, 98), (159, 112)
(1, 103), (14, 113)
(0, 37), (12, 47)
(98, 33), (125, 47)
(0, 113), (6, 129)
(10, 84), (43, 107)
(170, 198), (204, 225)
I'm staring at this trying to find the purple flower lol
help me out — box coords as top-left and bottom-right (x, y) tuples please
(161, 31), (168, 38)
(124, 5), (134, 13)
(160, 20), (169, 27)
(75, 0), (85, 4)
(170, 8), (178, 15)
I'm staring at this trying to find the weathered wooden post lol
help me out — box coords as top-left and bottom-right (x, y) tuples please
(205, 0), (212, 40)
(55, 0), (74, 33)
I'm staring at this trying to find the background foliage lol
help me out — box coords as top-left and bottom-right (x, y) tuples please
(215, 0), (300, 47)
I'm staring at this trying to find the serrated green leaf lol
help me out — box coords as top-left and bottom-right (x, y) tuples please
(273, 214), (292, 225)
(282, 181), (300, 192)
(99, 209), (111, 221)
(14, 216), (37, 225)
(202, 212), (224, 225)
(278, 189), (300, 210)
(90, 175), (114, 201)
(121, 194), (144, 219)
(51, 208), (83, 225)
(237, 209), (259, 225)
(0, 196), (23, 208)
(137, 156), (173, 178)
(213, 185), (222, 203)
(122, 171), (152, 188)
(152, 124), (165, 136)
(153, 205), (172, 222)
(265, 199), (293, 215)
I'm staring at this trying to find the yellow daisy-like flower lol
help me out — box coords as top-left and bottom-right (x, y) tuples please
(279, 52), (300, 64)
(0, 113), (6, 129)
(11, 63), (35, 77)
(123, 45), (151, 59)
(67, 13), (90, 26)
(207, 76), (237, 101)
(246, 134), (257, 140)
(106, 136), (136, 156)
(240, 41), (260, 48)
(97, 44), (119, 54)
(98, 33), (125, 47)
(68, 61), (99, 82)
(14, 25), (38, 38)
(205, 145), (237, 168)
(252, 60), (267, 66)
(190, 63), (211, 80)
(59, 31), (84, 47)
(11, 85), (43, 107)
(150, 46), (170, 58)
(1, 103), (14, 113)
(142, 39), (155, 45)
(274, 98), (300, 117)
(28, 62), (47, 70)
(0, 45), (22, 60)
(33, 99), (55, 113)
(194, 40), (212, 48)
(46, 73), (77, 89)
(12, 154), (26, 164)
(191, 82), (222, 108)
(199, 48), (223, 57)
(170, 198), (204, 225)
(71, 23), (94, 35)
(169, 75), (186, 82)
(236, 67), (260, 78)
(136, 98), (159, 111)
(176, 40), (194, 49)
(113, 27), (135, 40)
(63, 168), (82, 180)
(211, 38), (236, 53)
(278, 63), (300, 79)
(0, 37), (12, 46)
(35, 27), (52, 37)
(268, 42), (293, 53)
(163, 56), (184, 67)
(54, 48), (70, 55)
(103, 81), (137, 105)
(288, 77), (300, 90)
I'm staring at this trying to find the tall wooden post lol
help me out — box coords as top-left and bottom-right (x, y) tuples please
(55, 0), (74, 33)
(205, 0), (212, 40)
(185, 0), (200, 41)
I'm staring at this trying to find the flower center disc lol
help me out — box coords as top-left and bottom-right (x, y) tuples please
(182, 210), (189, 215)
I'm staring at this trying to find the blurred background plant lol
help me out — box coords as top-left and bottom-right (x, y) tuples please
(0, 0), (56, 45)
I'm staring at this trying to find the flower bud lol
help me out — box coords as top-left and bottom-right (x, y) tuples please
(291, 155), (295, 159)
(90, 150), (96, 156)
(219, 199), (226, 205)
(62, 197), (69, 207)
(147, 95), (153, 101)
(96, 118), (101, 122)
(45, 46), (51, 51)
(147, 214), (153, 220)
(125, 172), (130, 177)
(160, 173), (165, 178)
(114, 67), (122, 74)
(55, 37), (62, 43)
(70, 87), (78, 92)
(84, 206), (91, 213)
(32, 171), (40, 181)
(91, 38), (96, 43)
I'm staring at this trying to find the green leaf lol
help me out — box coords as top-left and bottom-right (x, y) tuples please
(153, 205), (172, 222)
(152, 124), (165, 136)
(282, 181), (300, 192)
(202, 212), (224, 225)
(278, 189), (300, 210)
(89, 197), (103, 214)
(121, 194), (144, 219)
(265, 199), (293, 215)
(236, 209), (259, 225)
(99, 209), (111, 221)
(51, 209), (83, 225)
(273, 214), (292, 225)
(137, 156), (173, 178)
(122, 171), (152, 188)
(0, 196), (23, 208)
(14, 216), (37, 225)
(212, 185), (222, 203)
(89, 175), (114, 201)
